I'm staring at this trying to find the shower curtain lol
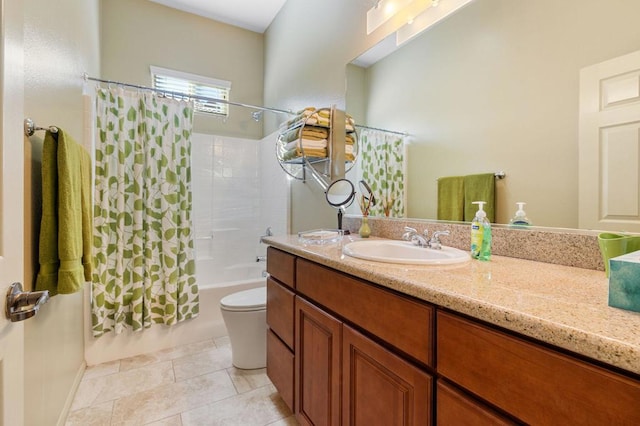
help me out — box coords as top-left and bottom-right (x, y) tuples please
(359, 129), (406, 217)
(91, 87), (199, 337)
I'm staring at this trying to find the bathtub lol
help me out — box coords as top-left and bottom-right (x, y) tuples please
(84, 262), (266, 366)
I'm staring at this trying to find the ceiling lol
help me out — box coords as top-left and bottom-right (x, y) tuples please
(149, 0), (288, 33)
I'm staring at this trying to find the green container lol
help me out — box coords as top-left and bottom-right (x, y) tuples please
(597, 233), (640, 277)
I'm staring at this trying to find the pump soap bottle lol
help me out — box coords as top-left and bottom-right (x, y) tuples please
(470, 201), (491, 261)
(509, 202), (532, 227)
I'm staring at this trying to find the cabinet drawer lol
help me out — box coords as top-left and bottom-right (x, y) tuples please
(297, 259), (434, 367)
(437, 311), (640, 424)
(267, 329), (294, 412)
(436, 380), (517, 426)
(266, 247), (296, 289)
(267, 277), (295, 349)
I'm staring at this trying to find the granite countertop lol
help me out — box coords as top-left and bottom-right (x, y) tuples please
(264, 234), (640, 376)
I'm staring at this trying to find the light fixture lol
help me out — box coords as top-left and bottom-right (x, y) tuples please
(367, 0), (414, 34)
(396, 0), (474, 46)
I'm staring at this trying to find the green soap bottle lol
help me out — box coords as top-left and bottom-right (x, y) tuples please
(470, 201), (492, 261)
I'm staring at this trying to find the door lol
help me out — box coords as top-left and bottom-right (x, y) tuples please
(342, 325), (433, 426)
(0, 0), (25, 424)
(295, 297), (341, 426)
(579, 49), (640, 231)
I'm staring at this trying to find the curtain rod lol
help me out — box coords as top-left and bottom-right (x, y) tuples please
(83, 73), (295, 116)
(83, 74), (408, 136)
(355, 124), (408, 136)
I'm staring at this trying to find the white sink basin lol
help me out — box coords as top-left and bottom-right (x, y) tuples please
(343, 240), (470, 265)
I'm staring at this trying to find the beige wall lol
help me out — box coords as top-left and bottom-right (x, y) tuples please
(266, 0), (640, 230)
(23, 0), (100, 424)
(100, 0), (265, 139)
(264, 0), (376, 232)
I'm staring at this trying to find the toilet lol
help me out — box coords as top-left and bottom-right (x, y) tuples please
(219, 287), (267, 369)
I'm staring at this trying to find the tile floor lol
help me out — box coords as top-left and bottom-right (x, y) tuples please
(65, 336), (298, 426)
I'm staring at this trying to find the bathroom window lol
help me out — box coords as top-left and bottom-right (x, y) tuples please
(150, 65), (231, 117)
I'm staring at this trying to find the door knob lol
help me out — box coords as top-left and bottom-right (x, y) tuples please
(5, 282), (49, 322)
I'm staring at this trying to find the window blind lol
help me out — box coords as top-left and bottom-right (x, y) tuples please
(150, 66), (231, 117)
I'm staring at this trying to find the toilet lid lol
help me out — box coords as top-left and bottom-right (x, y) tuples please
(220, 287), (266, 311)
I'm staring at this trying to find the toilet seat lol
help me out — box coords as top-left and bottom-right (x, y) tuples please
(220, 287), (266, 312)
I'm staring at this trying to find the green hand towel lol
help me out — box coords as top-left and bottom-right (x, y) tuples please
(35, 131), (59, 295)
(463, 173), (495, 222)
(36, 129), (92, 296)
(56, 130), (87, 294)
(80, 145), (93, 281)
(437, 176), (464, 221)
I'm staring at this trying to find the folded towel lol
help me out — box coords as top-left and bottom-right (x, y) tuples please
(281, 126), (329, 143)
(285, 107), (356, 131)
(463, 173), (495, 222)
(284, 138), (328, 151)
(36, 129), (92, 296)
(283, 147), (327, 161)
(346, 134), (355, 145)
(282, 147), (354, 162)
(437, 176), (464, 221)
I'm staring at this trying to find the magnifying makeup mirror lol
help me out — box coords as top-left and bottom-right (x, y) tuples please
(326, 179), (356, 208)
(325, 178), (355, 231)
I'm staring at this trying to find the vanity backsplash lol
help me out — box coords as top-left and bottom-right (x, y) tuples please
(343, 216), (604, 271)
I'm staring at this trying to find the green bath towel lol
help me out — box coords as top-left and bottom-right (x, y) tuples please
(437, 176), (464, 221)
(463, 173), (495, 222)
(36, 129), (92, 296)
(36, 131), (59, 295)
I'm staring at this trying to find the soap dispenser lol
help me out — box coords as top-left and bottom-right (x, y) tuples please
(470, 201), (491, 261)
(509, 202), (532, 227)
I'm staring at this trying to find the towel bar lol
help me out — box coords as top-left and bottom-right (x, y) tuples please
(24, 118), (59, 137)
(437, 172), (506, 182)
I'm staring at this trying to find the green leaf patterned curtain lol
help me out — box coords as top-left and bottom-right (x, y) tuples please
(359, 129), (406, 217)
(92, 87), (199, 337)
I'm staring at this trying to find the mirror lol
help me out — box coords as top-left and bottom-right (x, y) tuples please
(326, 178), (356, 231)
(346, 0), (640, 229)
(326, 178), (356, 208)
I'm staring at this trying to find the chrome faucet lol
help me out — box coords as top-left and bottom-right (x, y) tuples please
(428, 230), (450, 250)
(259, 226), (273, 243)
(402, 227), (449, 249)
(402, 226), (429, 247)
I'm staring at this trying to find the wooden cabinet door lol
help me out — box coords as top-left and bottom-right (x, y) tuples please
(296, 297), (342, 426)
(342, 325), (433, 426)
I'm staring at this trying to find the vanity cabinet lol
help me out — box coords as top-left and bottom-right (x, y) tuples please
(267, 249), (435, 425)
(266, 247), (296, 411)
(267, 246), (640, 425)
(437, 311), (640, 425)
